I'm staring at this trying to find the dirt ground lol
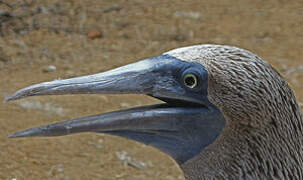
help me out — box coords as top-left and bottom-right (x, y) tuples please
(0, 0), (302, 179)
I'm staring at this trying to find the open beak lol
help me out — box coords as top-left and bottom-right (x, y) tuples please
(4, 55), (224, 164)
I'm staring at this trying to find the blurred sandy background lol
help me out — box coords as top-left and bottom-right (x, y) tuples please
(0, 0), (302, 179)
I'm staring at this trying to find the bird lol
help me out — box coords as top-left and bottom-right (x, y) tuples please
(4, 44), (303, 179)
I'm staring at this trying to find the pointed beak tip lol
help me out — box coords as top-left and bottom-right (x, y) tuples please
(3, 92), (22, 103)
(3, 96), (13, 104)
(8, 128), (42, 139)
(8, 133), (22, 138)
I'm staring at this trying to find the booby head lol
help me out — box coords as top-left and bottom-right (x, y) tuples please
(5, 45), (303, 177)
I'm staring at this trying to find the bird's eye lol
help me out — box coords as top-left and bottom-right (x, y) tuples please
(183, 73), (198, 88)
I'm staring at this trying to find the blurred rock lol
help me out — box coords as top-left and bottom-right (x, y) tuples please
(15, 99), (64, 116)
(103, 5), (122, 13)
(43, 65), (57, 72)
(87, 29), (103, 39)
(47, 164), (69, 179)
(115, 151), (149, 170)
(0, 9), (11, 18)
(174, 11), (201, 20)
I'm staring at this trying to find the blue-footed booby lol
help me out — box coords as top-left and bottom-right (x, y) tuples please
(4, 45), (303, 179)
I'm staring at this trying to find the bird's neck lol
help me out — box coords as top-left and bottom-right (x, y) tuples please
(181, 108), (303, 179)
(180, 124), (250, 179)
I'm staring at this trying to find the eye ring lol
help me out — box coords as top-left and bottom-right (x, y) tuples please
(183, 73), (198, 89)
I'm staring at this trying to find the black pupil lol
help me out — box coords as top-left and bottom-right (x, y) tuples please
(185, 76), (196, 87)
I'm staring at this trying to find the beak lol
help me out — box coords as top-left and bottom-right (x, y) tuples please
(4, 55), (175, 102)
(7, 104), (204, 138)
(5, 55), (225, 164)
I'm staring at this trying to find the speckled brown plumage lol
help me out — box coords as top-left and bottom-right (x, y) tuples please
(166, 45), (303, 179)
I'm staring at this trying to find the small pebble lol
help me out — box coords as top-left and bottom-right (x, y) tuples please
(87, 29), (103, 39)
(103, 5), (122, 13)
(43, 65), (56, 72)
(0, 10), (11, 17)
(173, 11), (201, 19)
